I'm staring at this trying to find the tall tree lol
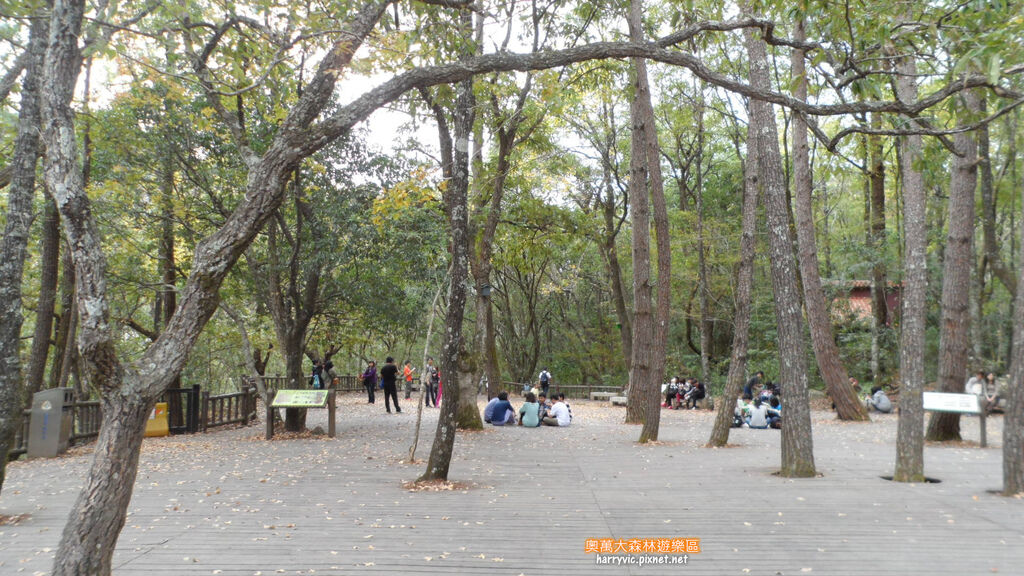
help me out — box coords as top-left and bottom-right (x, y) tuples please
(926, 90), (980, 442)
(978, 95), (1017, 298)
(1004, 172), (1024, 495)
(625, 0), (671, 444)
(708, 120), (758, 447)
(867, 113), (888, 383)
(419, 9), (474, 479)
(25, 193), (62, 399)
(568, 92), (633, 370)
(892, 29), (928, 483)
(744, 14), (815, 477)
(0, 4), (47, 492)
(790, 13), (867, 421)
(694, 94), (713, 384)
(31, 1), (1009, 569)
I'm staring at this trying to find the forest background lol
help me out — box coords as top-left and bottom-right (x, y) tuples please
(1, 0), (1023, 572)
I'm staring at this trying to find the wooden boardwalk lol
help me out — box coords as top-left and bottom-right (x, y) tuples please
(2, 394), (1021, 575)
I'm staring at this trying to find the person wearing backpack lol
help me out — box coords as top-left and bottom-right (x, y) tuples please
(538, 368), (552, 397)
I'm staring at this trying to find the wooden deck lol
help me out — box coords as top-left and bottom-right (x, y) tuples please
(2, 394), (1021, 575)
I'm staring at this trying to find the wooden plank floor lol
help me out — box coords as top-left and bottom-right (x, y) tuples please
(2, 394), (1021, 575)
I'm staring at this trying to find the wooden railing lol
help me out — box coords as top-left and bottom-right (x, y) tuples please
(498, 381), (622, 399)
(70, 401), (102, 443)
(247, 374), (362, 393)
(201, 386), (258, 431)
(8, 399), (102, 459)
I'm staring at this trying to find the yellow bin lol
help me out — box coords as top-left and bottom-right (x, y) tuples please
(145, 402), (169, 437)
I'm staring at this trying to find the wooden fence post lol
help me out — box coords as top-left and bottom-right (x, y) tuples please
(201, 391), (210, 432)
(328, 389), (336, 439)
(265, 390), (276, 440)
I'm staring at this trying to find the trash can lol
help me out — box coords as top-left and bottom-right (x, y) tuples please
(145, 402), (170, 437)
(28, 387), (75, 458)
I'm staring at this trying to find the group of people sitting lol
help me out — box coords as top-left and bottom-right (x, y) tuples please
(733, 392), (783, 429)
(483, 391), (573, 427)
(662, 377), (706, 409)
(966, 370), (1002, 411)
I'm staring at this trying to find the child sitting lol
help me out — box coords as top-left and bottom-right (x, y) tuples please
(746, 397), (780, 430)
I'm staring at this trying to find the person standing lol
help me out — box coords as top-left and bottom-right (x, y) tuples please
(380, 356), (401, 413)
(538, 367), (552, 397)
(361, 361), (377, 404)
(311, 359), (324, 390)
(403, 360), (416, 399)
(423, 357), (439, 407)
(743, 371), (764, 399)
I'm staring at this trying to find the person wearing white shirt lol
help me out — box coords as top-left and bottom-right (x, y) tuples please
(965, 371), (985, 396)
(542, 399), (571, 427)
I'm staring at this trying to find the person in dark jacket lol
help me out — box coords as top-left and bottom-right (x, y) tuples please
(379, 356), (401, 413)
(361, 361), (377, 404)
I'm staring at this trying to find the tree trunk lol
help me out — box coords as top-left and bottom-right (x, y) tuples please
(790, 18), (867, 421)
(420, 20), (474, 480)
(409, 283), (442, 463)
(26, 193), (61, 399)
(708, 126), (758, 447)
(454, 345), (479, 429)
(51, 247), (76, 389)
(43, 2), (394, 570)
(601, 161), (633, 369)
(868, 113), (888, 383)
(893, 44), (928, 483)
(283, 331), (307, 431)
(926, 90), (979, 442)
(744, 16), (815, 477)
(0, 5), (46, 491)
(695, 97), (712, 384)
(624, 0), (668, 442)
(1003, 176), (1024, 495)
(978, 96), (1017, 298)
(52, 395), (151, 575)
(219, 303), (267, 400)
(159, 149), (177, 328)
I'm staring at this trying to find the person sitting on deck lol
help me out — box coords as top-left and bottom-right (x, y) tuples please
(663, 377), (680, 408)
(683, 380), (706, 409)
(865, 386), (892, 413)
(490, 391), (516, 426)
(557, 393), (573, 423)
(768, 396), (782, 429)
(519, 392), (542, 427)
(542, 396), (571, 427)
(733, 393), (753, 427)
(483, 395), (501, 423)
(537, 393), (550, 421)
(746, 397), (779, 429)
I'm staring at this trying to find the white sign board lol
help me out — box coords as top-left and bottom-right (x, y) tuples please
(922, 392), (981, 414)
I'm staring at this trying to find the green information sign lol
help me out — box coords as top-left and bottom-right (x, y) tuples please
(271, 389), (329, 408)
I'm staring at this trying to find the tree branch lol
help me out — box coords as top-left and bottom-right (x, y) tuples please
(303, 39), (1020, 159)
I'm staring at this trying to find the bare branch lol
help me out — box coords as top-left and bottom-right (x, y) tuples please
(304, 39), (1019, 159)
(0, 50), (29, 105)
